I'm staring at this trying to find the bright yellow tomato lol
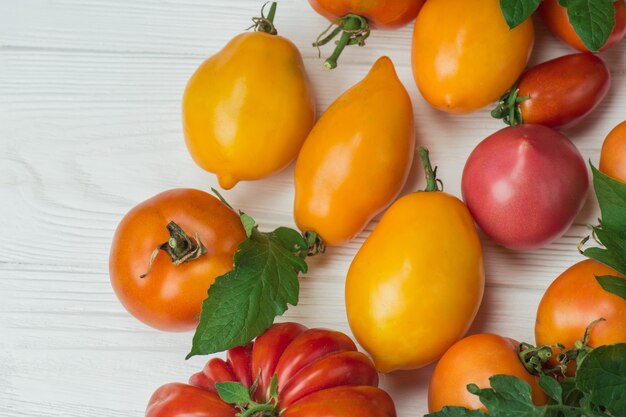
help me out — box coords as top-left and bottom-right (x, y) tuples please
(294, 56), (415, 246)
(345, 150), (485, 372)
(411, 0), (534, 113)
(183, 28), (315, 190)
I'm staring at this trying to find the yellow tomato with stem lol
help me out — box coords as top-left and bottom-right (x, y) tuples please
(345, 148), (485, 372)
(411, 0), (534, 113)
(294, 56), (415, 246)
(183, 3), (315, 190)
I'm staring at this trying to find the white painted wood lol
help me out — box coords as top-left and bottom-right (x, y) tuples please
(1, 1), (624, 416)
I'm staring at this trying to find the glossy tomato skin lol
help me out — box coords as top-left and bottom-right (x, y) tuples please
(462, 125), (589, 250)
(412, 0), (534, 113)
(600, 121), (626, 183)
(429, 334), (547, 412)
(535, 260), (626, 354)
(148, 323), (396, 417)
(346, 192), (485, 372)
(294, 56), (414, 246)
(539, 0), (626, 52)
(518, 54), (611, 128)
(146, 383), (236, 417)
(109, 189), (246, 331)
(183, 32), (315, 190)
(308, 0), (424, 28)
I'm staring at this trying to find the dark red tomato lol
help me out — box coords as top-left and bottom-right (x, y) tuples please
(539, 0), (626, 52)
(146, 323), (396, 417)
(462, 125), (589, 250)
(493, 54), (610, 129)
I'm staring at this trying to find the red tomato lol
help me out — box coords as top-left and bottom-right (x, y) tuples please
(462, 125), (589, 250)
(600, 121), (626, 183)
(109, 189), (246, 331)
(535, 260), (626, 360)
(429, 334), (546, 412)
(539, 0), (626, 52)
(308, 0), (424, 29)
(147, 323), (396, 417)
(494, 53), (610, 128)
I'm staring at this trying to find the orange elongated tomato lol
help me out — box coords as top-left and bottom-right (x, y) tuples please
(183, 5), (315, 189)
(411, 0), (534, 113)
(346, 149), (484, 372)
(429, 334), (547, 413)
(294, 56), (415, 246)
(600, 121), (626, 183)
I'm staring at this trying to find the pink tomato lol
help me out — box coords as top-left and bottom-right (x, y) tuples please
(461, 124), (589, 250)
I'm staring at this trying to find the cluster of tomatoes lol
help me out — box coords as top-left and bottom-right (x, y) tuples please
(108, 1), (626, 416)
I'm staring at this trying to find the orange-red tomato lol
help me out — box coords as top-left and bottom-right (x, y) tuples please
(109, 189), (246, 331)
(600, 121), (626, 183)
(308, 0), (424, 28)
(147, 323), (397, 417)
(535, 260), (626, 355)
(429, 334), (547, 412)
(539, 0), (626, 52)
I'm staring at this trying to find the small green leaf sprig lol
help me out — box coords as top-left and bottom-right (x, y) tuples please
(499, 0), (620, 51)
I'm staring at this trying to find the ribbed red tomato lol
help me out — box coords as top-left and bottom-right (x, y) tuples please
(146, 323), (396, 417)
(462, 125), (589, 250)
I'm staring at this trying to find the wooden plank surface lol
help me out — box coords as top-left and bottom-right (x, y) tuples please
(1, 1), (624, 415)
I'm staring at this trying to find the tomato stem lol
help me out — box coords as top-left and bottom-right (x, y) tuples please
(491, 84), (528, 126)
(418, 147), (442, 192)
(251, 2), (278, 35)
(139, 221), (207, 278)
(239, 403), (277, 417)
(313, 14), (370, 70)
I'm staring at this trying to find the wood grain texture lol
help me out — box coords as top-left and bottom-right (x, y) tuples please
(1, 0), (625, 416)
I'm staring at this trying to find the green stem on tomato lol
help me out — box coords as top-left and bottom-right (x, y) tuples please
(313, 14), (370, 70)
(252, 2), (278, 35)
(418, 147), (441, 192)
(239, 403), (278, 417)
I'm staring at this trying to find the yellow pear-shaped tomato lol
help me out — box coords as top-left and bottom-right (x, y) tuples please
(294, 56), (415, 246)
(183, 8), (315, 189)
(346, 149), (485, 372)
(411, 0), (534, 114)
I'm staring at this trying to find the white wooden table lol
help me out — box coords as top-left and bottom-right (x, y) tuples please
(1, 1), (624, 416)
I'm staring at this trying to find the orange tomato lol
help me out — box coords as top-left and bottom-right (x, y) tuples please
(345, 150), (484, 372)
(183, 7), (315, 189)
(109, 189), (246, 331)
(294, 56), (415, 246)
(539, 0), (626, 52)
(308, 0), (424, 29)
(429, 334), (546, 412)
(600, 121), (626, 183)
(535, 260), (626, 354)
(411, 0), (534, 113)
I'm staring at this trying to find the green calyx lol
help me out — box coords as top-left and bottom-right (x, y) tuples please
(313, 14), (370, 69)
(250, 2), (278, 35)
(216, 375), (280, 417)
(418, 147), (443, 192)
(491, 84), (529, 126)
(140, 221), (207, 279)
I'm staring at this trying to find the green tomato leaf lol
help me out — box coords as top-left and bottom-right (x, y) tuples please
(216, 381), (252, 405)
(239, 212), (256, 237)
(477, 375), (543, 416)
(539, 374), (562, 404)
(576, 344), (626, 416)
(425, 406), (486, 417)
(595, 275), (626, 301)
(559, 0), (617, 52)
(187, 224), (308, 358)
(591, 163), (626, 231)
(499, 0), (541, 28)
